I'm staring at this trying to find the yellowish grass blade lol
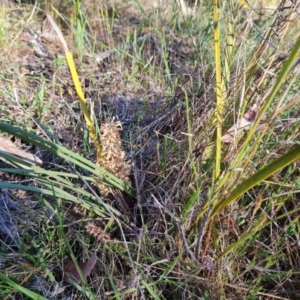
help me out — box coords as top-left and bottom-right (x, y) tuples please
(46, 14), (102, 158)
(213, 0), (223, 180)
(224, 1), (234, 87)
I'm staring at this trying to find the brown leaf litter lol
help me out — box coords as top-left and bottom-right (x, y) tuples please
(0, 135), (42, 168)
(62, 252), (97, 284)
(221, 104), (266, 143)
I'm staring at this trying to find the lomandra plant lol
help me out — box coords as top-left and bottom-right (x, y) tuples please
(185, 1), (300, 296)
(193, 2), (300, 221)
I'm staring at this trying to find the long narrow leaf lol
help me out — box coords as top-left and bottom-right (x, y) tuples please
(0, 168), (116, 190)
(141, 280), (163, 300)
(0, 182), (107, 216)
(46, 14), (102, 158)
(0, 272), (48, 300)
(0, 122), (135, 196)
(213, 0), (223, 180)
(210, 145), (300, 218)
(0, 167), (102, 194)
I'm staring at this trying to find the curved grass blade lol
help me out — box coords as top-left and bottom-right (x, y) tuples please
(0, 272), (48, 300)
(0, 181), (107, 216)
(210, 145), (300, 219)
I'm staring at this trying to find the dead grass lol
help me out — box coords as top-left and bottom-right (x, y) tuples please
(1, 0), (300, 299)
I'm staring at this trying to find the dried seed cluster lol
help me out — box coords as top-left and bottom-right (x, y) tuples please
(95, 119), (131, 196)
(85, 222), (110, 244)
(73, 205), (87, 217)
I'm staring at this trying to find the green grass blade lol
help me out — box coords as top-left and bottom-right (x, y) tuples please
(211, 145), (300, 218)
(158, 254), (182, 280)
(0, 151), (33, 168)
(182, 189), (200, 218)
(0, 272), (48, 300)
(141, 280), (163, 300)
(0, 181), (107, 216)
(0, 168), (102, 184)
(0, 122), (135, 196)
(217, 214), (267, 259)
(0, 167), (127, 220)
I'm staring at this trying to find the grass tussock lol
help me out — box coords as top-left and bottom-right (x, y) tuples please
(1, 0), (300, 299)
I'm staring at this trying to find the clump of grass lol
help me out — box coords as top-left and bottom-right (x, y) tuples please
(1, 1), (300, 299)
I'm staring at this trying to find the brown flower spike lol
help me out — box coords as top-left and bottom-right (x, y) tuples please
(95, 119), (131, 196)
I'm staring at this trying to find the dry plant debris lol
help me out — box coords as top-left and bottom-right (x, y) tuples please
(0, 135), (42, 168)
(221, 104), (265, 143)
(62, 252), (97, 284)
